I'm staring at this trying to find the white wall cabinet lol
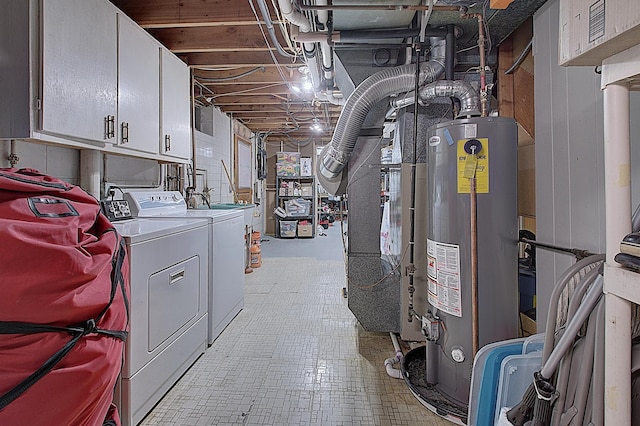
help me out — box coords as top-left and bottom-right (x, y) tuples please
(116, 14), (161, 155)
(160, 49), (192, 161)
(0, 0), (192, 163)
(559, 0), (640, 66)
(41, 0), (118, 144)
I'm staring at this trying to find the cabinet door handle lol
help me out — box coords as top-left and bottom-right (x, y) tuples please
(164, 134), (171, 151)
(121, 122), (129, 144)
(104, 116), (110, 140)
(104, 115), (115, 139)
(169, 269), (185, 285)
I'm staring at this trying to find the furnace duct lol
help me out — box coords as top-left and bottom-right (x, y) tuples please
(318, 37), (447, 182)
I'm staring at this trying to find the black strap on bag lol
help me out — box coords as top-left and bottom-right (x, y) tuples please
(0, 232), (130, 412)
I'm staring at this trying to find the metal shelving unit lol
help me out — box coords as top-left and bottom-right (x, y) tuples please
(275, 175), (316, 238)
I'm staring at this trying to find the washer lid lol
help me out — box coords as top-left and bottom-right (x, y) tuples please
(113, 218), (208, 243)
(181, 209), (244, 221)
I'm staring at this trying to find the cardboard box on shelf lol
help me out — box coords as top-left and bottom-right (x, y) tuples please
(297, 223), (313, 237)
(301, 186), (313, 196)
(279, 220), (297, 238)
(519, 311), (537, 337)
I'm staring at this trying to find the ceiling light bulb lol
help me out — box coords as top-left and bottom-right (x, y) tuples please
(291, 85), (301, 93)
(303, 81), (314, 91)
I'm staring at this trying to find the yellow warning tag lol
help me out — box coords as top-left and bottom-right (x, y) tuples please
(457, 138), (489, 193)
(463, 154), (478, 179)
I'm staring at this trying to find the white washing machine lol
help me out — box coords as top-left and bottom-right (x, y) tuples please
(124, 191), (245, 345)
(112, 216), (209, 426)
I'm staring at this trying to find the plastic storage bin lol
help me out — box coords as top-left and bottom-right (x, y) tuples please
(494, 353), (543, 425)
(285, 198), (311, 216)
(279, 220), (297, 238)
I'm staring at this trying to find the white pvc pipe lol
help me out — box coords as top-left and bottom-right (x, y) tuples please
(315, 90), (345, 106)
(277, 0), (310, 32)
(80, 149), (102, 198)
(317, 0), (334, 82)
(277, 0), (323, 93)
(603, 82), (631, 265)
(384, 332), (404, 379)
(602, 80), (632, 426)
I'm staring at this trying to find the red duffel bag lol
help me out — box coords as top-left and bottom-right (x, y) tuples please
(0, 168), (130, 426)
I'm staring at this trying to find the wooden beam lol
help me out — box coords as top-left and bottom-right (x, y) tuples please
(514, 69), (535, 138)
(204, 84), (292, 97)
(214, 95), (297, 105)
(497, 37), (515, 119)
(490, 0), (515, 9)
(183, 51), (302, 68)
(219, 104), (340, 113)
(234, 114), (338, 121)
(109, 0), (280, 28)
(147, 25), (289, 53)
(194, 68), (303, 85)
(195, 67), (300, 80)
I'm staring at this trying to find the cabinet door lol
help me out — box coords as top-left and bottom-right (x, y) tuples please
(160, 48), (192, 160)
(117, 14), (160, 154)
(41, 0), (118, 143)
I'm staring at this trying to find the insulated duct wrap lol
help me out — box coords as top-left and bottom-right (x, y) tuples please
(418, 80), (480, 118)
(319, 38), (447, 182)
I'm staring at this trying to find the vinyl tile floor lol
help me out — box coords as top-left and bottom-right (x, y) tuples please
(140, 223), (449, 426)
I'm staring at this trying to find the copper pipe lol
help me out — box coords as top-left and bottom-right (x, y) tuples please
(462, 12), (488, 117)
(460, 12), (486, 357)
(470, 176), (479, 356)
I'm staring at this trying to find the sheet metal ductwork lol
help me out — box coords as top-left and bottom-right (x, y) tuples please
(318, 37), (447, 189)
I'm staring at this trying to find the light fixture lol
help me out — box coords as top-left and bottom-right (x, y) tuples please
(303, 79), (314, 92)
(310, 119), (323, 132)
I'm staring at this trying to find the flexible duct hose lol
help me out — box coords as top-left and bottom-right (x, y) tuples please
(318, 38), (447, 180)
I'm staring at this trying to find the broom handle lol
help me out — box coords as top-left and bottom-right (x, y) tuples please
(221, 159), (239, 203)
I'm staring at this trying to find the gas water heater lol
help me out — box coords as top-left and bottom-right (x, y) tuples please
(424, 116), (519, 408)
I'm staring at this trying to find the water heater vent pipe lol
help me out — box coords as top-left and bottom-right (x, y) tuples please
(417, 80), (480, 118)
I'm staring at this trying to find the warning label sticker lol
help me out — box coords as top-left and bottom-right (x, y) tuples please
(457, 138), (489, 194)
(427, 239), (462, 317)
